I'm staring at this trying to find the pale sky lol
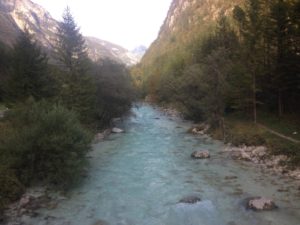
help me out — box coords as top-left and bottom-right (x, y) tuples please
(32, 0), (172, 50)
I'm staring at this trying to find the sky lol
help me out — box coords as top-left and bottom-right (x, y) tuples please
(32, 0), (173, 50)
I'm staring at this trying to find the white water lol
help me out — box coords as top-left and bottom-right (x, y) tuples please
(25, 104), (300, 225)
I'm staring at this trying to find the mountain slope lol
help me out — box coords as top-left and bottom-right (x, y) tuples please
(85, 37), (139, 65)
(141, 0), (243, 66)
(0, 0), (138, 65)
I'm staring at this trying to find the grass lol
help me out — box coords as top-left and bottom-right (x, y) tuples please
(257, 111), (300, 141)
(221, 112), (300, 167)
(0, 103), (6, 111)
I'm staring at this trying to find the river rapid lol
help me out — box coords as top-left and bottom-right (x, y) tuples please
(25, 104), (300, 225)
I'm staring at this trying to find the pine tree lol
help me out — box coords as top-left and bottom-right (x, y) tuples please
(4, 31), (54, 103)
(55, 7), (89, 74)
(55, 7), (96, 123)
(0, 42), (10, 101)
(233, 0), (264, 123)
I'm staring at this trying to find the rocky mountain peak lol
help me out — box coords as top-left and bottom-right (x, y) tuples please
(159, 0), (242, 38)
(0, 0), (140, 65)
(0, 0), (16, 12)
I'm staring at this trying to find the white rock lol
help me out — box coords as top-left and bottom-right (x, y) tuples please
(247, 197), (277, 211)
(191, 150), (210, 159)
(112, 128), (124, 133)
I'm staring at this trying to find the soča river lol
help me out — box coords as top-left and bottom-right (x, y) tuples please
(26, 104), (300, 225)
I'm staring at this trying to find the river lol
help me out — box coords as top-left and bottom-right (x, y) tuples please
(25, 104), (300, 225)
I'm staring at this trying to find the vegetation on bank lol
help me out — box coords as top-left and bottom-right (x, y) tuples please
(134, 0), (299, 164)
(0, 8), (134, 212)
(215, 113), (300, 167)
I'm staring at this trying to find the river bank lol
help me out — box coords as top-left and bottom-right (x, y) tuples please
(188, 120), (300, 184)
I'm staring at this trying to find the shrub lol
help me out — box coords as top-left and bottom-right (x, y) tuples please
(0, 100), (92, 189)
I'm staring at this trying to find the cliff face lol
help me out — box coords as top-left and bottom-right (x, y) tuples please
(0, 0), (139, 65)
(0, 0), (57, 49)
(141, 0), (243, 65)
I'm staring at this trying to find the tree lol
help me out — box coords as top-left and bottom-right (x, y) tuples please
(4, 31), (54, 103)
(0, 42), (11, 102)
(55, 7), (96, 123)
(266, 0), (300, 116)
(0, 100), (92, 188)
(55, 7), (89, 73)
(92, 59), (134, 127)
(233, 0), (264, 123)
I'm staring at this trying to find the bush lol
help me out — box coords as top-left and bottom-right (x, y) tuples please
(0, 100), (92, 189)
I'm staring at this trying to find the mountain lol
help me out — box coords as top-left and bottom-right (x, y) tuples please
(0, 0), (139, 65)
(85, 37), (140, 65)
(141, 0), (243, 67)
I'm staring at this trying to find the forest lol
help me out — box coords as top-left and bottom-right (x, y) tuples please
(134, 0), (300, 163)
(0, 8), (134, 210)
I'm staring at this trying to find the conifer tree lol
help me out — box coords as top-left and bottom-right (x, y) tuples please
(233, 0), (264, 123)
(4, 31), (54, 103)
(56, 7), (89, 74)
(55, 7), (96, 122)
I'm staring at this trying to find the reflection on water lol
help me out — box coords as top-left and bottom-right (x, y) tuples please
(25, 104), (300, 225)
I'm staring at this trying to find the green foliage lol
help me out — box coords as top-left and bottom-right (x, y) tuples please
(92, 59), (135, 127)
(0, 42), (11, 102)
(0, 100), (92, 189)
(54, 8), (97, 124)
(55, 7), (89, 73)
(0, 5), (135, 213)
(137, 0), (300, 167)
(223, 115), (300, 167)
(3, 31), (55, 103)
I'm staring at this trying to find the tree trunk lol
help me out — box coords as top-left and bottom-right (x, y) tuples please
(278, 89), (283, 117)
(253, 72), (257, 123)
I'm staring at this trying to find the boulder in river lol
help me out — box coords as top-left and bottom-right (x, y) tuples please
(92, 220), (109, 225)
(112, 128), (124, 133)
(179, 196), (201, 204)
(191, 150), (210, 159)
(188, 123), (210, 135)
(246, 197), (277, 211)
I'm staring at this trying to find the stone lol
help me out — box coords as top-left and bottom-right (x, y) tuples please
(225, 176), (238, 180)
(94, 133), (105, 142)
(111, 128), (124, 133)
(188, 124), (210, 135)
(277, 188), (289, 192)
(240, 151), (251, 161)
(19, 195), (31, 208)
(179, 196), (201, 204)
(92, 220), (109, 225)
(191, 150), (210, 159)
(230, 151), (242, 160)
(247, 197), (277, 211)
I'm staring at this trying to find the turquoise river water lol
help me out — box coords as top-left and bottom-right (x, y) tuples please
(25, 104), (300, 225)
